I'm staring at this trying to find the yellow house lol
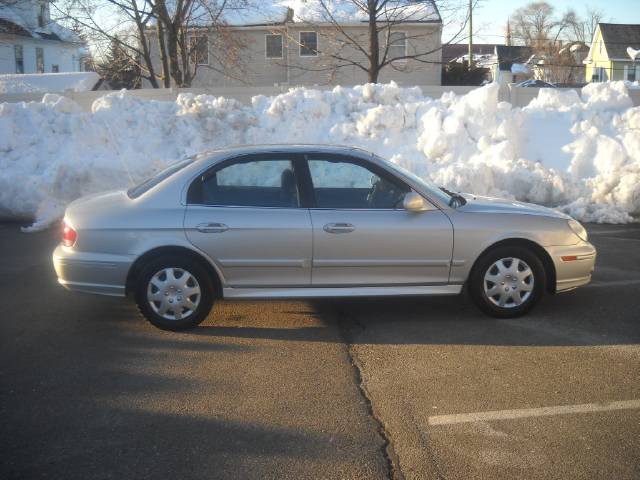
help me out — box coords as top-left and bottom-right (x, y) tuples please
(584, 23), (640, 82)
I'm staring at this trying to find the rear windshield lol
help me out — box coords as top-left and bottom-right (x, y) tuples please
(127, 158), (194, 199)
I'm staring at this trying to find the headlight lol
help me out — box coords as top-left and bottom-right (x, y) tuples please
(568, 219), (588, 242)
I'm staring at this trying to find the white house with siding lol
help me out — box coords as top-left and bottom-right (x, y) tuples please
(145, 0), (443, 88)
(0, 0), (86, 74)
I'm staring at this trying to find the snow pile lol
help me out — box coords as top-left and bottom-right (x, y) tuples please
(0, 72), (100, 94)
(1, 81), (639, 229)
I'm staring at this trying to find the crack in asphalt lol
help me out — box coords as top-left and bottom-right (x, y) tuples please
(335, 309), (405, 480)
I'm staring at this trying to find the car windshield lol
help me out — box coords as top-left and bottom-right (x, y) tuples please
(373, 156), (456, 207)
(127, 158), (194, 199)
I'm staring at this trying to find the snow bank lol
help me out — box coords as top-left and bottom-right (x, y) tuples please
(0, 72), (100, 94)
(1, 81), (639, 230)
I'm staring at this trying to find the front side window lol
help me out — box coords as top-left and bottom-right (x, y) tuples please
(376, 155), (453, 206)
(35, 47), (44, 73)
(308, 158), (408, 209)
(189, 35), (209, 65)
(266, 34), (283, 58)
(194, 159), (299, 208)
(387, 32), (407, 60)
(299, 31), (318, 57)
(14, 45), (23, 74)
(52, 64), (59, 73)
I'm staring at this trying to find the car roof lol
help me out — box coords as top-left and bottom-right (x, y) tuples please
(192, 144), (373, 163)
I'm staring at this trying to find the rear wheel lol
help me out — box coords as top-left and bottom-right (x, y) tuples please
(135, 256), (214, 331)
(469, 246), (545, 318)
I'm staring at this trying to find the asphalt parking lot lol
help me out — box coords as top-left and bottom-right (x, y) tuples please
(1, 223), (638, 479)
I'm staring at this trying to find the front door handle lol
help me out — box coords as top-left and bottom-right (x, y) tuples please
(323, 223), (355, 234)
(196, 222), (229, 233)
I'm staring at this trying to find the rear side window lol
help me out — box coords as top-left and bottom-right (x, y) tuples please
(127, 158), (194, 199)
(308, 158), (409, 209)
(189, 159), (299, 208)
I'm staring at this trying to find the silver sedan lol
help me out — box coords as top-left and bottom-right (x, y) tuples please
(53, 145), (596, 330)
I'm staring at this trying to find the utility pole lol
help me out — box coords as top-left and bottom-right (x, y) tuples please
(468, 0), (473, 71)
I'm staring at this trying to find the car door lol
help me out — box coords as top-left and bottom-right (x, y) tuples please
(184, 154), (312, 287)
(306, 154), (453, 286)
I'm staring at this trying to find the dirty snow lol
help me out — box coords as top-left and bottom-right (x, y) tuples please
(1, 81), (639, 230)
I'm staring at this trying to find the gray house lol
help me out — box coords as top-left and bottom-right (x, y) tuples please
(146, 1), (443, 88)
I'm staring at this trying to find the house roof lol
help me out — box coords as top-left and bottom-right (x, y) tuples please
(0, 3), (81, 43)
(495, 45), (533, 71)
(218, 0), (441, 27)
(599, 23), (640, 59)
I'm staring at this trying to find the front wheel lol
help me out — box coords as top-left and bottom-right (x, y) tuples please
(469, 246), (546, 318)
(135, 256), (214, 331)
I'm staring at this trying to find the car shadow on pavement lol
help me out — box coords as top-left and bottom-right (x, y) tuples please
(193, 288), (640, 347)
(2, 278), (375, 480)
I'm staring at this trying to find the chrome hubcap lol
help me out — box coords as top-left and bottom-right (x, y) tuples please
(147, 267), (201, 321)
(483, 257), (534, 308)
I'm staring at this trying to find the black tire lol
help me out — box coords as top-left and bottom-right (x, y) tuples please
(468, 246), (546, 318)
(135, 255), (214, 331)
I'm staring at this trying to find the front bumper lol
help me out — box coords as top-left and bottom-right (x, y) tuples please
(546, 241), (597, 293)
(52, 244), (134, 297)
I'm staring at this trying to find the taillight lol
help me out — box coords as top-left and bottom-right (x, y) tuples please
(62, 220), (77, 247)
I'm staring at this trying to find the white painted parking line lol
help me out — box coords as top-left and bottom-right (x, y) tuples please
(587, 279), (640, 288)
(428, 399), (640, 426)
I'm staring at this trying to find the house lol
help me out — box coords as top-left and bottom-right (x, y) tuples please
(492, 45), (533, 84)
(584, 23), (640, 83)
(145, 1), (443, 88)
(0, 0), (86, 75)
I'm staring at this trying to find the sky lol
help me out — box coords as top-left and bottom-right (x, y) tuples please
(443, 0), (640, 44)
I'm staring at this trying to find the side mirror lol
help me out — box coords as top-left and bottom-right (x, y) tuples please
(403, 191), (433, 212)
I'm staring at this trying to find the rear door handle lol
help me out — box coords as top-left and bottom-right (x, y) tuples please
(323, 223), (355, 234)
(196, 222), (229, 233)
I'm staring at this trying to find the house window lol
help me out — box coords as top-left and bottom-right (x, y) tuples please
(599, 67), (607, 82)
(189, 35), (209, 65)
(14, 45), (24, 74)
(299, 31), (318, 57)
(388, 32), (407, 60)
(36, 47), (44, 73)
(38, 3), (46, 27)
(52, 64), (59, 73)
(624, 64), (637, 82)
(265, 34), (283, 59)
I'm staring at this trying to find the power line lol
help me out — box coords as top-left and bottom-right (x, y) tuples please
(466, 33), (640, 47)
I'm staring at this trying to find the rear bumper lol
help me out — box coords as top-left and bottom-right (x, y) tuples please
(546, 242), (597, 293)
(52, 244), (133, 297)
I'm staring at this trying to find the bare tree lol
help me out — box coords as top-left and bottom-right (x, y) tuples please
(54, 0), (162, 87)
(510, 1), (568, 48)
(509, 2), (601, 84)
(275, 0), (470, 84)
(55, 0), (247, 88)
(566, 7), (604, 44)
(152, 0), (248, 87)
